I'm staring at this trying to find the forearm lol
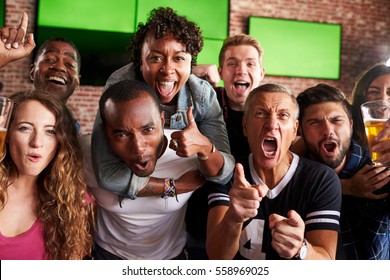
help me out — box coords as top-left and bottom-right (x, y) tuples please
(135, 178), (162, 197)
(303, 231), (337, 260)
(206, 209), (242, 260)
(304, 243), (334, 260)
(202, 151), (234, 185)
(340, 178), (351, 195)
(138, 172), (204, 197)
(198, 147), (225, 177)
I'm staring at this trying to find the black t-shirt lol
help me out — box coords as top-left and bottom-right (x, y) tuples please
(226, 107), (250, 162)
(208, 155), (342, 260)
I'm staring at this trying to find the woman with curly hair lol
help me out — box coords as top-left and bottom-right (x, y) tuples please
(0, 90), (93, 260)
(90, 6), (234, 259)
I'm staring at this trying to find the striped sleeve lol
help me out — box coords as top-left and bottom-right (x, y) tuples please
(305, 210), (340, 231)
(303, 164), (342, 232)
(207, 184), (230, 210)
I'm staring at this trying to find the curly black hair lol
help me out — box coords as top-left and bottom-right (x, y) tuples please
(129, 7), (203, 80)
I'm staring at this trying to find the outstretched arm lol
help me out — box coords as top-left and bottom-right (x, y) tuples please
(206, 164), (268, 259)
(0, 12), (35, 68)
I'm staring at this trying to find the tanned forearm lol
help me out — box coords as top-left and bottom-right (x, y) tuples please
(137, 171), (205, 197)
(206, 208), (243, 259)
(137, 178), (164, 197)
(198, 146), (225, 177)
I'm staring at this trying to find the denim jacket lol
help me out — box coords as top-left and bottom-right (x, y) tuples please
(91, 63), (234, 199)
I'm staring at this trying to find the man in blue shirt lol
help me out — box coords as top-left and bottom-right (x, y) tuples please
(297, 83), (390, 259)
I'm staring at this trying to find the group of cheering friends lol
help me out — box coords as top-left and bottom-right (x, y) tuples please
(0, 7), (389, 260)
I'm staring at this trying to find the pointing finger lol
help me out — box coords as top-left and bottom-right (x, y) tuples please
(286, 210), (302, 227)
(13, 12), (29, 47)
(19, 12), (29, 32)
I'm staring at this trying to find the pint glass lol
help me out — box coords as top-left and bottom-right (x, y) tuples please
(360, 99), (390, 166)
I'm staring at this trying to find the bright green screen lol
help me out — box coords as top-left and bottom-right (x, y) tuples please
(198, 39), (224, 66)
(0, 0), (4, 26)
(136, 0), (228, 40)
(37, 0), (136, 33)
(249, 17), (341, 80)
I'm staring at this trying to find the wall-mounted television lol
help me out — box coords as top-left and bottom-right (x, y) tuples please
(35, 0), (229, 86)
(136, 0), (228, 40)
(249, 16), (342, 80)
(0, 0), (4, 27)
(36, 0), (136, 86)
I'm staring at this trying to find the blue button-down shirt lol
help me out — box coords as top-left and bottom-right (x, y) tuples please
(339, 140), (390, 259)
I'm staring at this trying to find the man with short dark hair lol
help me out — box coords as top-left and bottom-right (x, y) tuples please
(0, 12), (81, 103)
(82, 79), (206, 259)
(297, 83), (390, 260)
(30, 37), (81, 102)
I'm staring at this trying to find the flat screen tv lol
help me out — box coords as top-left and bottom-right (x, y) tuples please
(0, 0), (4, 27)
(36, 0), (136, 86)
(136, 0), (228, 40)
(249, 16), (342, 80)
(35, 0), (229, 86)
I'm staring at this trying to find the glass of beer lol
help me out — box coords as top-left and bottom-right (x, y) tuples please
(360, 99), (390, 166)
(0, 96), (13, 160)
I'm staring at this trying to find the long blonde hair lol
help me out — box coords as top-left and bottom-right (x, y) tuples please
(0, 90), (93, 259)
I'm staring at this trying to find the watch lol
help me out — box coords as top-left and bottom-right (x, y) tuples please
(294, 238), (308, 260)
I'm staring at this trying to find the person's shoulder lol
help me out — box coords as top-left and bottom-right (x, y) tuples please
(79, 133), (92, 151)
(109, 63), (133, 77)
(296, 157), (341, 194)
(80, 133), (93, 164)
(298, 157), (337, 176)
(188, 74), (215, 93)
(350, 140), (372, 164)
(104, 63), (135, 90)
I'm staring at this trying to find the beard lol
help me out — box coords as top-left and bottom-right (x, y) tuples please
(314, 146), (348, 169)
(303, 133), (352, 170)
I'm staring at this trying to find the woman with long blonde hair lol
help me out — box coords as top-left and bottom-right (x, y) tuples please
(0, 90), (93, 259)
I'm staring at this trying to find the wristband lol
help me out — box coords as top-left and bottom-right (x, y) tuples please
(198, 144), (216, 161)
(161, 178), (178, 202)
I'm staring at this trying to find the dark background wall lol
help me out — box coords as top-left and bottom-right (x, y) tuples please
(1, 0), (389, 134)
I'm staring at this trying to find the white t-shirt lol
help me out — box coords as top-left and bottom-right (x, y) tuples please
(82, 129), (198, 259)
